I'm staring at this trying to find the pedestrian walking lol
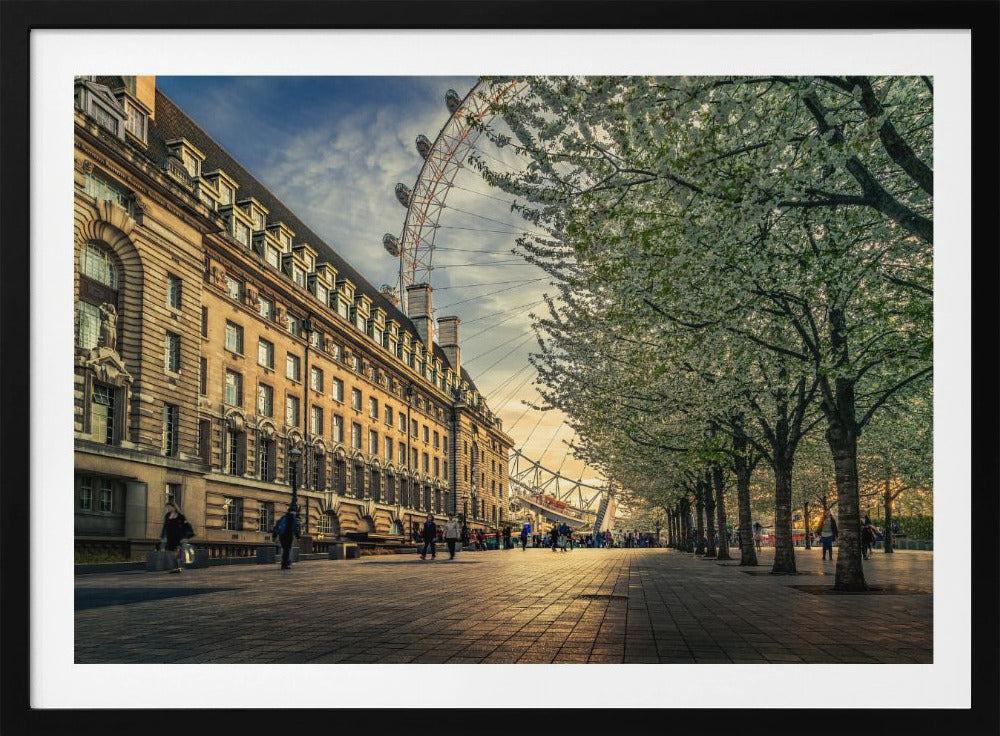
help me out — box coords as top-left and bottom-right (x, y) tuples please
(819, 511), (838, 561)
(861, 522), (876, 560)
(520, 523), (531, 550)
(272, 506), (301, 570)
(419, 513), (438, 560)
(752, 522), (763, 552)
(550, 523), (560, 552)
(444, 514), (461, 560)
(159, 501), (191, 574)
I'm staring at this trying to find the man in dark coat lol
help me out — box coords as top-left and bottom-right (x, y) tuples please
(419, 513), (437, 560)
(272, 506), (301, 570)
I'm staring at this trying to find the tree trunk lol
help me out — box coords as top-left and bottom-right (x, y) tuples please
(734, 450), (758, 566)
(703, 474), (718, 557)
(682, 498), (695, 552)
(883, 477), (894, 554)
(804, 500), (812, 550)
(771, 456), (797, 574)
(712, 464), (732, 560)
(694, 493), (707, 555)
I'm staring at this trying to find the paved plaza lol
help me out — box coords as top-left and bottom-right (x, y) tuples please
(74, 547), (932, 664)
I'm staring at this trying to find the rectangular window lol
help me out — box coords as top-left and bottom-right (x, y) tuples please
(258, 440), (274, 481)
(411, 448), (418, 469)
(234, 221), (251, 247)
(165, 332), (181, 373)
(398, 412), (406, 432)
(292, 267), (306, 288)
(90, 383), (117, 445)
(422, 453), (429, 473)
(163, 404), (179, 456)
(286, 353), (301, 382)
(227, 429), (244, 475)
(253, 210), (265, 231)
(311, 405), (323, 435)
(259, 501), (275, 532)
(369, 397), (378, 419)
(285, 395), (300, 427)
(337, 300), (349, 320)
(384, 405), (393, 426)
(315, 285), (328, 305)
(411, 419), (418, 438)
(257, 383), (274, 417)
(434, 457), (440, 477)
(226, 276), (242, 301)
(99, 479), (114, 512)
(258, 295), (274, 320)
(384, 436), (392, 460)
(75, 301), (101, 350)
(332, 414), (344, 443)
(167, 274), (182, 309)
(351, 388), (362, 411)
(165, 483), (183, 508)
(398, 444), (406, 465)
(433, 431), (440, 449)
(331, 343), (343, 361)
(369, 429), (378, 454)
(199, 357), (207, 396)
(258, 339), (274, 369)
(443, 436), (448, 453)
(443, 461), (448, 481)
(201, 306), (208, 337)
(225, 321), (243, 354)
(332, 378), (344, 402)
(423, 425), (429, 443)
(223, 497), (244, 531)
(310, 330), (322, 349)
(310, 366), (324, 392)
(351, 423), (362, 449)
(287, 314), (300, 337)
(224, 369), (243, 407)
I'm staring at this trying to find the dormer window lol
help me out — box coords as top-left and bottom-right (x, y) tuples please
(122, 97), (148, 144)
(252, 210), (265, 231)
(315, 284), (328, 305)
(234, 221), (251, 248)
(292, 266), (306, 288)
(265, 245), (280, 269)
(355, 312), (367, 333)
(181, 150), (200, 179)
(337, 300), (349, 321)
(280, 232), (291, 249)
(373, 325), (384, 346)
(219, 182), (234, 206)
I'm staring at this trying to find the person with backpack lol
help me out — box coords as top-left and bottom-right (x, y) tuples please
(443, 514), (461, 560)
(159, 501), (192, 574)
(272, 506), (301, 570)
(419, 513), (438, 560)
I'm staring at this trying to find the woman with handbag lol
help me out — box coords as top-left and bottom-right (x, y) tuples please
(159, 501), (189, 573)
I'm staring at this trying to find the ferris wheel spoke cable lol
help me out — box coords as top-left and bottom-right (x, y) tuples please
(466, 333), (538, 382)
(434, 276), (546, 294)
(459, 298), (545, 326)
(483, 359), (533, 398)
(506, 399), (536, 432)
(431, 259), (533, 269)
(438, 225), (542, 237)
(462, 328), (535, 365)
(445, 203), (545, 233)
(490, 366), (536, 409)
(462, 305), (539, 343)
(435, 279), (547, 313)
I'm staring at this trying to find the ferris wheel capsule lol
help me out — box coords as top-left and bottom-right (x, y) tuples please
(445, 89), (462, 114)
(382, 233), (400, 257)
(415, 134), (432, 159)
(394, 183), (412, 208)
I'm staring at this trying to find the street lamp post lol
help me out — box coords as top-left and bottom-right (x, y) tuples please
(288, 445), (302, 511)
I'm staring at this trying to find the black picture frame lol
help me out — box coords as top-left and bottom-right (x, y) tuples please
(2, 2), (997, 734)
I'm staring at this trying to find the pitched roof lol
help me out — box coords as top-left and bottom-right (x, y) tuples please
(143, 87), (453, 370)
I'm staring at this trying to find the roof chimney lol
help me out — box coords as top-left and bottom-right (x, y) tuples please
(405, 283), (434, 349)
(438, 315), (460, 380)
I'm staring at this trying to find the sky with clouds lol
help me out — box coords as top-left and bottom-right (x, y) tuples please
(158, 76), (601, 491)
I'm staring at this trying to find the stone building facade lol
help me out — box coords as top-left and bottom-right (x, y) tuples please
(73, 76), (512, 559)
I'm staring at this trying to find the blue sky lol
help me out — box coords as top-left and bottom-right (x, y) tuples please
(158, 76), (596, 485)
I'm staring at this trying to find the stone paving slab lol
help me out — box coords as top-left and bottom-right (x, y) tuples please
(74, 547), (932, 664)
